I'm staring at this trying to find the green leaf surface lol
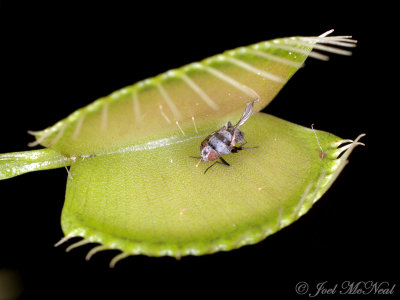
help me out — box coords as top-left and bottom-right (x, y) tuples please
(0, 149), (72, 180)
(61, 113), (362, 262)
(1, 31), (362, 265)
(28, 35), (315, 156)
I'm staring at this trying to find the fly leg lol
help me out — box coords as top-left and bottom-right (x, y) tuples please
(204, 157), (230, 174)
(237, 145), (259, 150)
(219, 157), (230, 167)
(231, 144), (259, 153)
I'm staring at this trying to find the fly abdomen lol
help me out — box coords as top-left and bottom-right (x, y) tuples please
(209, 130), (232, 155)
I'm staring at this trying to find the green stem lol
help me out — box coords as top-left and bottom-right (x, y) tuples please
(0, 149), (73, 180)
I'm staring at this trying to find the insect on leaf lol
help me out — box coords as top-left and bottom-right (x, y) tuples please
(0, 30), (364, 267)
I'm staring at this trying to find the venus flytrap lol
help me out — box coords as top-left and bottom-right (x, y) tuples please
(0, 30), (364, 267)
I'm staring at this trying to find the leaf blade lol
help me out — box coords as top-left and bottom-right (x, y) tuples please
(29, 35), (322, 156)
(60, 113), (360, 258)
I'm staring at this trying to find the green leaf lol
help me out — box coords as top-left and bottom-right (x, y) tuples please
(0, 149), (73, 180)
(0, 31), (362, 266)
(28, 32), (352, 156)
(60, 113), (363, 265)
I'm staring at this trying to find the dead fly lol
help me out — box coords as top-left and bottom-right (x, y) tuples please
(191, 99), (259, 174)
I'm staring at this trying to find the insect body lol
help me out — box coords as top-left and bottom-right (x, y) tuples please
(193, 99), (259, 174)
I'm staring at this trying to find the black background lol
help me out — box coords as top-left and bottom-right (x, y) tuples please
(0, 2), (397, 299)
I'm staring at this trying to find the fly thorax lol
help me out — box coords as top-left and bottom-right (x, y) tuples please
(234, 129), (245, 144)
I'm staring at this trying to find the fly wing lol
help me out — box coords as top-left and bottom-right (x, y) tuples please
(234, 98), (259, 129)
(230, 98), (259, 147)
